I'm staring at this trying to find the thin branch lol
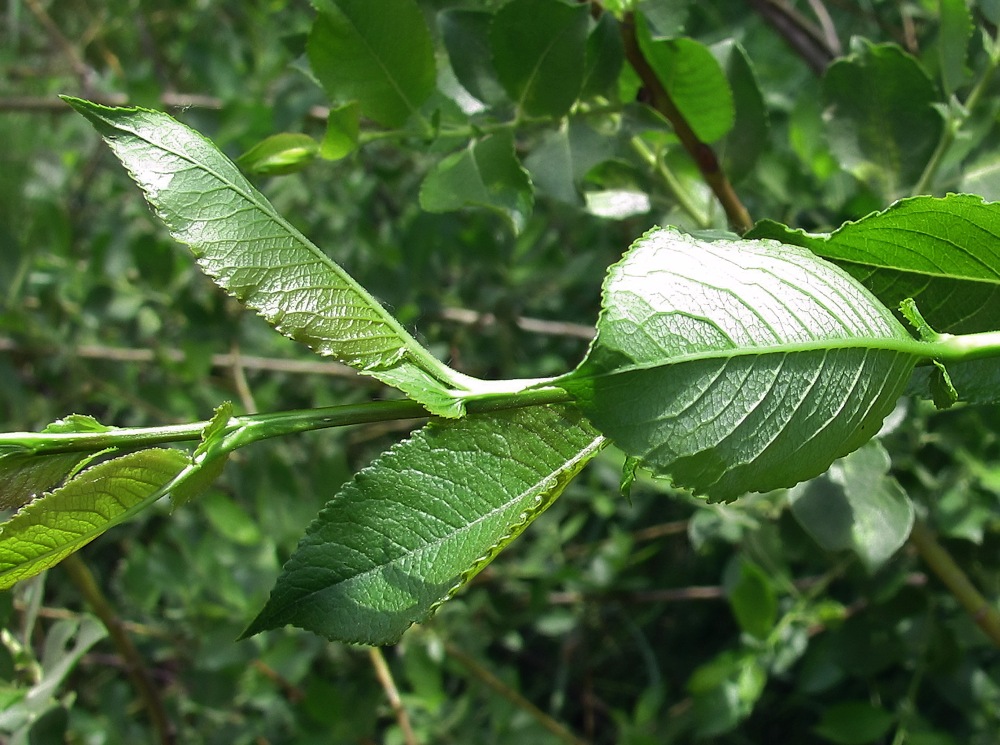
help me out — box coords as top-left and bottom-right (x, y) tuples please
(745, 0), (839, 74)
(24, 0), (98, 91)
(367, 647), (419, 745)
(909, 520), (1000, 648)
(61, 554), (175, 745)
(620, 13), (752, 233)
(438, 308), (595, 341)
(443, 640), (591, 745)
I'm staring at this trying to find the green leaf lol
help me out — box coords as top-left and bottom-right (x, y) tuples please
(523, 118), (617, 206)
(320, 103), (360, 161)
(420, 132), (533, 233)
(490, 0), (590, 119)
(560, 227), (921, 502)
(748, 195), (1000, 334)
(244, 405), (605, 645)
(716, 40), (768, 184)
(581, 13), (624, 99)
(237, 133), (319, 176)
(636, 20), (735, 143)
(789, 440), (914, 571)
(439, 9), (507, 107)
(939, 0), (973, 96)
(814, 701), (895, 745)
(0, 449), (191, 589)
(64, 98), (470, 416)
(307, 0), (435, 128)
(726, 559), (778, 640)
(822, 40), (941, 198)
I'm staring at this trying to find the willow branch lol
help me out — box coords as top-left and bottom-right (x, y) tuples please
(620, 13), (752, 233)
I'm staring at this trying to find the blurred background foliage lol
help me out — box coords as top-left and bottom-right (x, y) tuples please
(1, 0), (1000, 743)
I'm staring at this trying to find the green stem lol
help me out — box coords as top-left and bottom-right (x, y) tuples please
(0, 386), (575, 457)
(909, 521), (1000, 648)
(630, 136), (710, 227)
(62, 554), (175, 745)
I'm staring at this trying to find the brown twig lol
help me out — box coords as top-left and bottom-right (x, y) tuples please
(745, 0), (839, 74)
(367, 646), (419, 745)
(61, 554), (176, 745)
(620, 13), (752, 233)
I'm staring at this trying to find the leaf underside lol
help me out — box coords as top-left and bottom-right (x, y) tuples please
(562, 227), (921, 502)
(245, 405), (605, 645)
(63, 97), (466, 416)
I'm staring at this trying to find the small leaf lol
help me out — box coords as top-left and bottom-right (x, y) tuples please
(0, 449), (191, 589)
(490, 0), (590, 118)
(65, 98), (469, 416)
(789, 440), (914, 571)
(420, 132), (533, 233)
(939, 0), (973, 96)
(822, 40), (941, 197)
(307, 0), (435, 128)
(582, 13), (624, 99)
(726, 559), (777, 640)
(244, 405), (605, 645)
(636, 18), (735, 142)
(561, 227), (921, 501)
(813, 701), (895, 745)
(237, 133), (319, 176)
(319, 102), (360, 161)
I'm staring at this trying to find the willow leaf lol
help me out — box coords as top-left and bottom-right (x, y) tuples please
(0, 449), (191, 589)
(64, 98), (469, 417)
(244, 405), (605, 645)
(561, 227), (922, 502)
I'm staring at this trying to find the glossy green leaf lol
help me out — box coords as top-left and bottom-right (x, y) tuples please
(244, 405), (605, 645)
(439, 9), (507, 106)
(748, 194), (1000, 334)
(237, 133), (319, 175)
(561, 227), (921, 502)
(490, 0), (589, 118)
(420, 132), (533, 233)
(307, 0), (435, 128)
(65, 98), (470, 416)
(790, 440), (914, 571)
(0, 449), (190, 589)
(822, 40), (941, 198)
(636, 20), (735, 143)
(320, 103), (360, 161)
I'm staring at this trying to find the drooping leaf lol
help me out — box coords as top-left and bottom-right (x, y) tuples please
(319, 103), (360, 161)
(822, 40), (941, 198)
(237, 133), (319, 176)
(636, 19), (735, 143)
(439, 9), (508, 107)
(244, 405), (605, 645)
(64, 98), (470, 416)
(0, 448), (191, 589)
(490, 0), (590, 119)
(789, 440), (914, 571)
(307, 0), (436, 128)
(748, 194), (1000, 334)
(560, 227), (922, 502)
(420, 132), (533, 233)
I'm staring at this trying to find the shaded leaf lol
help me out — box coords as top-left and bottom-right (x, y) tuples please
(0, 449), (190, 589)
(439, 9), (507, 106)
(814, 701), (895, 745)
(582, 13), (624, 99)
(561, 227), (921, 501)
(636, 19), (735, 143)
(716, 40), (768, 184)
(65, 98), (469, 416)
(237, 133), (319, 176)
(244, 405), (605, 645)
(726, 559), (778, 640)
(822, 40), (941, 198)
(420, 132), (533, 233)
(490, 0), (590, 118)
(939, 0), (973, 96)
(307, 0), (435, 128)
(789, 440), (914, 571)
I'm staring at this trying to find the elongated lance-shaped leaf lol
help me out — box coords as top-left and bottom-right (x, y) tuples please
(560, 227), (923, 502)
(748, 194), (1000, 334)
(63, 98), (471, 417)
(0, 448), (191, 589)
(244, 405), (606, 645)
